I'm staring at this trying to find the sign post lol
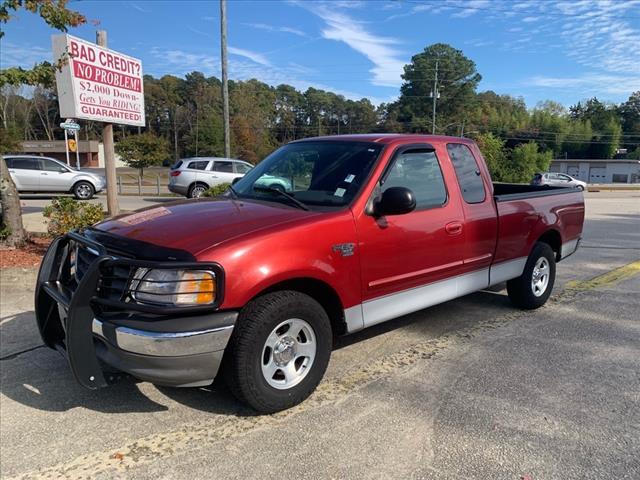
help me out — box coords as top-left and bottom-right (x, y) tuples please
(52, 32), (145, 215)
(60, 119), (81, 168)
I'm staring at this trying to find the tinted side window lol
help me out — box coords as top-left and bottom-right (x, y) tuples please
(187, 161), (209, 170)
(40, 159), (67, 172)
(235, 163), (252, 174)
(383, 149), (447, 210)
(171, 160), (183, 170)
(10, 158), (39, 170)
(446, 143), (486, 204)
(213, 161), (234, 173)
(4, 158), (15, 168)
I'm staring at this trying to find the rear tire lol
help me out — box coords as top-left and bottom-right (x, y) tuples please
(188, 183), (208, 198)
(507, 242), (556, 310)
(73, 181), (94, 200)
(223, 291), (332, 413)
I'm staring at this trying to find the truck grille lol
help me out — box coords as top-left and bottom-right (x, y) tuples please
(71, 243), (133, 302)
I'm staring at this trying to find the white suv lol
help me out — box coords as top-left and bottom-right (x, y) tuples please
(168, 157), (251, 198)
(3, 155), (105, 200)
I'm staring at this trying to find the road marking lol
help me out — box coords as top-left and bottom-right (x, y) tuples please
(8, 262), (640, 479)
(565, 260), (640, 291)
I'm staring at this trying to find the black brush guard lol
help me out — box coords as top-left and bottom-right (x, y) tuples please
(35, 231), (223, 390)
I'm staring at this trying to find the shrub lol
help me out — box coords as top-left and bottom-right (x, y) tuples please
(203, 183), (231, 197)
(0, 222), (10, 241)
(42, 197), (104, 238)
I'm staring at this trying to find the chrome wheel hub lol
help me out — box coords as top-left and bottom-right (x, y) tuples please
(531, 257), (550, 297)
(273, 337), (296, 366)
(261, 318), (316, 390)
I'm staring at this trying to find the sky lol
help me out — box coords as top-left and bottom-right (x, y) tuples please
(1, 0), (639, 108)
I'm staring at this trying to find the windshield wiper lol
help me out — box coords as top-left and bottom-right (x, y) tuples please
(254, 186), (310, 211)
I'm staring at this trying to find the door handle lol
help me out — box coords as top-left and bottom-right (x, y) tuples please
(445, 221), (463, 236)
(41, 173), (48, 176)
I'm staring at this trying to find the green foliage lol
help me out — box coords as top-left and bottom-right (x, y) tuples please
(0, 125), (21, 153)
(42, 197), (104, 237)
(503, 142), (552, 183)
(475, 132), (507, 181)
(0, 0), (86, 39)
(0, 222), (10, 241)
(203, 183), (231, 197)
(115, 132), (170, 175)
(397, 43), (481, 133)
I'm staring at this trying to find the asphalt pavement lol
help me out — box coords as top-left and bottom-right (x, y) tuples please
(1, 192), (638, 479)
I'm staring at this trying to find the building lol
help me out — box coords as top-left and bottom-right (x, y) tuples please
(20, 140), (101, 167)
(550, 158), (640, 184)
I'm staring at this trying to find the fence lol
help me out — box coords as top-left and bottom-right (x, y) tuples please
(116, 175), (172, 196)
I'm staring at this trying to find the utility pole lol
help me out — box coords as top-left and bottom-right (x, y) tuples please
(220, 0), (231, 158)
(430, 59), (439, 135)
(96, 30), (119, 216)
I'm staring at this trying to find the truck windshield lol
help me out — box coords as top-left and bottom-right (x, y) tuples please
(232, 141), (383, 208)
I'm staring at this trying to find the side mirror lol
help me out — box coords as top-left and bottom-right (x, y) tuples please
(374, 186), (416, 217)
(231, 177), (241, 185)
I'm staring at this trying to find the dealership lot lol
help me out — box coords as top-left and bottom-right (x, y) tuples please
(1, 192), (639, 479)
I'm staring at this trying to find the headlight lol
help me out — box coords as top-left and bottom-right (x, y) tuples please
(131, 269), (216, 306)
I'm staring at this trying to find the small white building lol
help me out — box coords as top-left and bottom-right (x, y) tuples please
(550, 158), (640, 184)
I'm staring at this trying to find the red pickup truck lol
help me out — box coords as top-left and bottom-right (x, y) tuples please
(36, 134), (584, 412)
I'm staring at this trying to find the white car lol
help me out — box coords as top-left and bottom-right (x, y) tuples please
(3, 155), (105, 200)
(168, 157), (292, 198)
(531, 172), (587, 191)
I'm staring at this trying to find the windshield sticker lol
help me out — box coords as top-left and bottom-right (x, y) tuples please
(334, 188), (346, 197)
(344, 174), (355, 183)
(118, 207), (171, 225)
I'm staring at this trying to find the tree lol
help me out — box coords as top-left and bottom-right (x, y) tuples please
(115, 132), (169, 176)
(397, 43), (481, 133)
(505, 142), (552, 183)
(0, 0), (87, 247)
(474, 132), (507, 181)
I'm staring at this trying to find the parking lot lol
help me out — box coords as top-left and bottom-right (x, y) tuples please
(1, 191), (639, 479)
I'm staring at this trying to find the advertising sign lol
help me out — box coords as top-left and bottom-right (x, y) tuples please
(52, 34), (145, 126)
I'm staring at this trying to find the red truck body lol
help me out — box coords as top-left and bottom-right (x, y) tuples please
(36, 134), (584, 412)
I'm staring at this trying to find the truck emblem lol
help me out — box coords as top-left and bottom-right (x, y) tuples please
(332, 243), (355, 257)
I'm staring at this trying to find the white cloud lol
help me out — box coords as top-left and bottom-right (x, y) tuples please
(243, 23), (307, 37)
(147, 48), (390, 105)
(228, 47), (271, 67)
(302, 4), (405, 87)
(0, 42), (51, 68)
(529, 74), (640, 95)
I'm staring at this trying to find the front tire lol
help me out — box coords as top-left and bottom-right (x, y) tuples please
(507, 242), (556, 310)
(223, 291), (332, 413)
(73, 181), (95, 200)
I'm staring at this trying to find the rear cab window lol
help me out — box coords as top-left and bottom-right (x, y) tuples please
(446, 143), (486, 204)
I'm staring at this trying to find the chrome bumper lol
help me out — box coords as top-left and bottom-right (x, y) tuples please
(92, 317), (234, 357)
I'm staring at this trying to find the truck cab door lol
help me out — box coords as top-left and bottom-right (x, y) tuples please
(355, 145), (466, 328)
(446, 143), (498, 275)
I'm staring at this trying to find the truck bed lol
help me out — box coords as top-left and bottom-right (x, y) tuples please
(493, 183), (581, 202)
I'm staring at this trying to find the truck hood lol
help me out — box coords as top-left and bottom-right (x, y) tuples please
(95, 198), (317, 256)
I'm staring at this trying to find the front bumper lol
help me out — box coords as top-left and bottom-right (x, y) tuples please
(35, 231), (236, 389)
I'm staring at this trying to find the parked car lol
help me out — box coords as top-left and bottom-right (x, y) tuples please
(168, 157), (292, 198)
(3, 155), (105, 200)
(532, 172), (587, 191)
(35, 134), (584, 413)
(168, 157), (252, 198)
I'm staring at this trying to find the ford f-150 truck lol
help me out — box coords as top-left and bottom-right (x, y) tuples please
(35, 134), (584, 413)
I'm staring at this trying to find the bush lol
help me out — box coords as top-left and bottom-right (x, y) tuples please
(203, 183), (231, 197)
(42, 197), (104, 238)
(0, 222), (10, 241)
